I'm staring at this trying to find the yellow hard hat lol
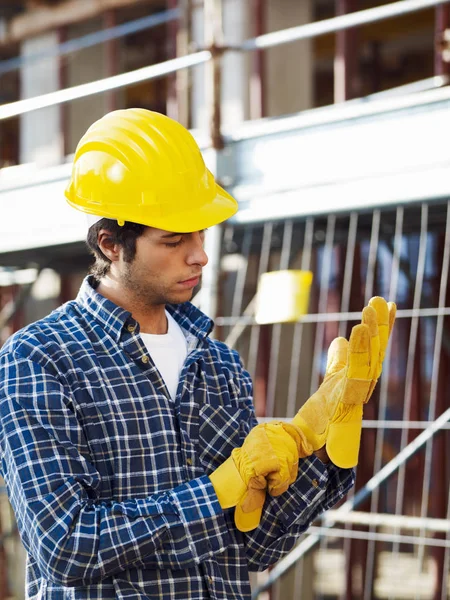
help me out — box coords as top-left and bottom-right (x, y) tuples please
(65, 108), (238, 232)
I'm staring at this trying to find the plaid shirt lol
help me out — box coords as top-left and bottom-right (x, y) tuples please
(0, 277), (354, 600)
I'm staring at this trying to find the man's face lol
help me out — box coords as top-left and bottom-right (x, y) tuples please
(118, 227), (208, 306)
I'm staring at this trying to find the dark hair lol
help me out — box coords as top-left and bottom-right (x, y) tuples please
(86, 219), (147, 280)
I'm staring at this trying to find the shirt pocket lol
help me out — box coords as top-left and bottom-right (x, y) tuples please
(198, 403), (252, 473)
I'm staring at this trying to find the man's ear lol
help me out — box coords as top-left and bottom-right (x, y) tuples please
(97, 229), (121, 262)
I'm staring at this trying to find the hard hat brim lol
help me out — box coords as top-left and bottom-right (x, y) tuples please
(70, 182), (238, 233)
(149, 182), (238, 233)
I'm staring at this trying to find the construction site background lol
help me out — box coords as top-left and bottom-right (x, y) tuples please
(0, 1), (449, 599)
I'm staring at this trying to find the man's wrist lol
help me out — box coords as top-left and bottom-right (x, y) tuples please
(314, 446), (330, 464)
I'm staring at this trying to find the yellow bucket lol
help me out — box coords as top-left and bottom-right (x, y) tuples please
(255, 270), (313, 325)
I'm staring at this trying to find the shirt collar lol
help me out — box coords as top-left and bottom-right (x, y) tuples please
(76, 276), (214, 343)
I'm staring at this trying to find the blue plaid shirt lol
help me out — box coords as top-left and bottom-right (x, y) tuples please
(0, 276), (354, 600)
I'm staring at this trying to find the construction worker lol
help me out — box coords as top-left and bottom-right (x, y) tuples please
(0, 109), (395, 600)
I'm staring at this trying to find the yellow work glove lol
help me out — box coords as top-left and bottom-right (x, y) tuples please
(209, 421), (313, 532)
(234, 422), (313, 531)
(293, 296), (396, 469)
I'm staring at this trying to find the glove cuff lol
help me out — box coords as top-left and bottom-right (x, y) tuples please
(209, 453), (247, 509)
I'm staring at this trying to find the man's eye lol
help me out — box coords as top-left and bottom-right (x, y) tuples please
(164, 239), (183, 248)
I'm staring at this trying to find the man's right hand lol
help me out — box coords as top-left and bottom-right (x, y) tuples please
(209, 421), (313, 531)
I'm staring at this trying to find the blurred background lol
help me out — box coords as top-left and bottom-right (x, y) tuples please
(0, 0), (450, 598)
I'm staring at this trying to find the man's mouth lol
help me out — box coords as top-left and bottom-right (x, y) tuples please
(178, 274), (201, 288)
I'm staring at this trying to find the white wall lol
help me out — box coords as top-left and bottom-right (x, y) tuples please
(20, 32), (63, 165)
(191, 0), (250, 131)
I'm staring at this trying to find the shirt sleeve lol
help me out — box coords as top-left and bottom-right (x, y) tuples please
(243, 455), (355, 571)
(0, 352), (231, 587)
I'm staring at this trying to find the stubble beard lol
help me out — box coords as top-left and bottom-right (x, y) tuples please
(122, 262), (193, 308)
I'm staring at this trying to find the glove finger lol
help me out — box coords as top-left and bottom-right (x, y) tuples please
(347, 323), (371, 380)
(362, 305), (380, 382)
(240, 485), (267, 513)
(244, 426), (280, 477)
(388, 301), (397, 336)
(268, 449), (301, 496)
(264, 423), (299, 464)
(235, 490), (265, 532)
(267, 475), (290, 496)
(369, 296), (392, 365)
(326, 337), (348, 376)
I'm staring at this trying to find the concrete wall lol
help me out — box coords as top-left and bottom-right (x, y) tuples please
(65, 18), (109, 155)
(265, 0), (313, 116)
(191, 0), (312, 130)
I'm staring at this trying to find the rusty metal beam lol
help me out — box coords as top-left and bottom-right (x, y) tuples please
(435, 3), (450, 76)
(334, 0), (360, 103)
(204, 0), (224, 150)
(0, 0), (154, 47)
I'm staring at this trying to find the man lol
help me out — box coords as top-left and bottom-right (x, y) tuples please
(0, 109), (395, 600)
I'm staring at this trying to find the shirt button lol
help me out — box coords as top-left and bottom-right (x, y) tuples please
(141, 355), (149, 364)
(312, 478), (319, 488)
(127, 324), (136, 333)
(186, 458), (193, 466)
(207, 576), (213, 585)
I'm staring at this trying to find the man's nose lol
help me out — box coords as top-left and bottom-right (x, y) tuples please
(186, 233), (208, 266)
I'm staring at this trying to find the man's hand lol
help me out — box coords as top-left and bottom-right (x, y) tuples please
(209, 421), (313, 531)
(293, 296), (396, 468)
(211, 297), (395, 532)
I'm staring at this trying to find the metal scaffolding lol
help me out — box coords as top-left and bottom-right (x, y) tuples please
(218, 201), (450, 599)
(0, 0), (450, 598)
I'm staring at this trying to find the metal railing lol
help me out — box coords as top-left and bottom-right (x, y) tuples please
(0, 0), (448, 122)
(251, 406), (450, 598)
(218, 200), (450, 599)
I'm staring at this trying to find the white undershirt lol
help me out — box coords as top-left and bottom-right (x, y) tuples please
(140, 311), (188, 400)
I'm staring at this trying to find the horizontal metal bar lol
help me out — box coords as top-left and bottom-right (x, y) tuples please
(223, 84), (450, 144)
(1, 1), (448, 124)
(240, 0), (450, 52)
(257, 418), (450, 431)
(251, 406), (450, 598)
(0, 8), (180, 76)
(306, 526), (450, 548)
(324, 511), (450, 533)
(343, 75), (449, 103)
(0, 51), (211, 121)
(216, 307), (450, 327)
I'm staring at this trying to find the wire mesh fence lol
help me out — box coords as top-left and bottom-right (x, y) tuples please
(216, 200), (450, 599)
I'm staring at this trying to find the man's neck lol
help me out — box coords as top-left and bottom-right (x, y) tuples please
(96, 278), (168, 335)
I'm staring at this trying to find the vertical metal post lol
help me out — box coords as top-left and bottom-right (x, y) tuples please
(424, 202), (450, 599)
(204, 0), (224, 149)
(435, 3), (450, 77)
(201, 222), (222, 322)
(334, 0), (359, 103)
(104, 10), (118, 113)
(286, 218), (314, 418)
(342, 238), (364, 600)
(176, 0), (192, 127)
(247, 223), (274, 417)
(58, 26), (68, 157)
(266, 220), (293, 417)
(166, 0), (179, 121)
(249, 0), (265, 119)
